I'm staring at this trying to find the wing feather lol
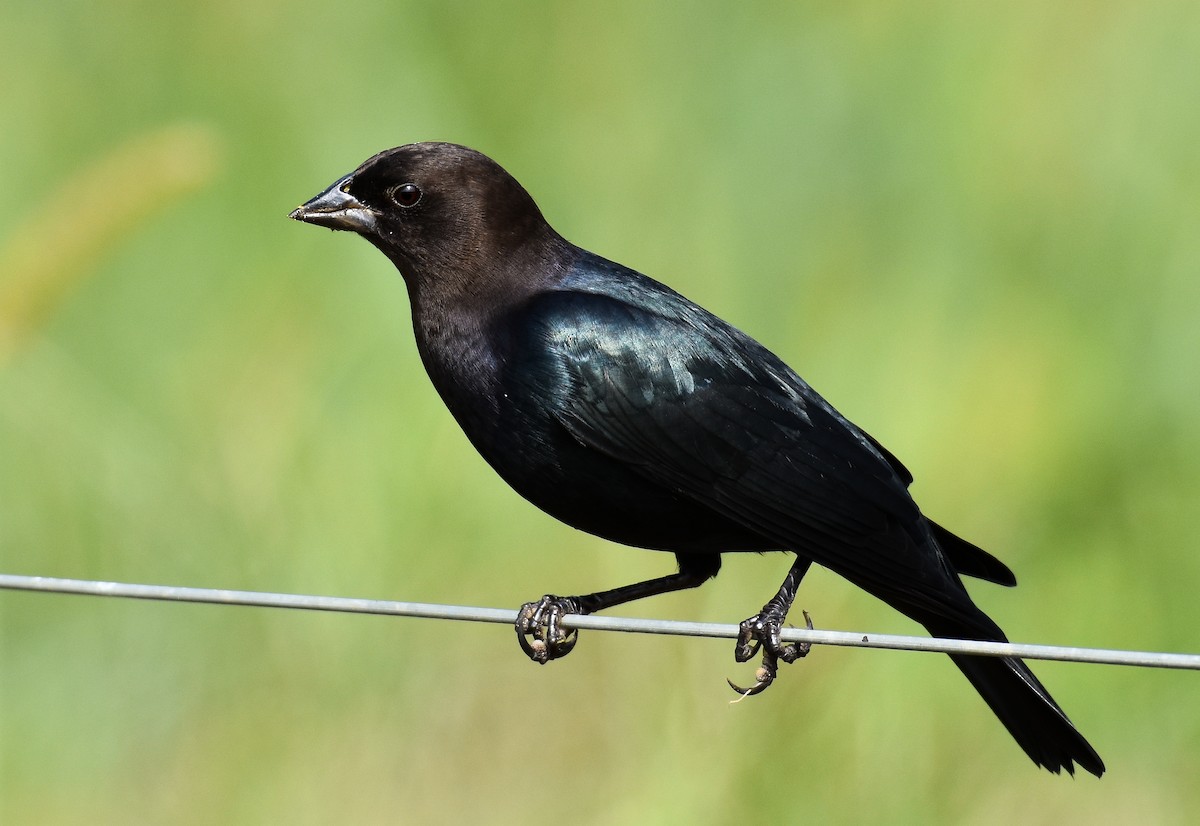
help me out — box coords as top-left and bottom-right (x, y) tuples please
(524, 288), (969, 615)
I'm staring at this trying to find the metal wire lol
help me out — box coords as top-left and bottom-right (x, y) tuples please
(2, 572), (1198, 670)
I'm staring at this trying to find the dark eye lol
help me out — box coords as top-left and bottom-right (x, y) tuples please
(389, 183), (422, 208)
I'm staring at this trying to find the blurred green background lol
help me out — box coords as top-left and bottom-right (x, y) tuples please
(2, 1), (1198, 823)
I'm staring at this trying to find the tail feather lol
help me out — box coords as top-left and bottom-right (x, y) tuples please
(924, 616), (1104, 777)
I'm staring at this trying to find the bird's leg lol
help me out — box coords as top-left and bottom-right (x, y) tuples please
(728, 556), (814, 697)
(516, 553), (720, 664)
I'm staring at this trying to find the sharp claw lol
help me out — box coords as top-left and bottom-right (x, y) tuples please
(726, 662), (777, 699)
(774, 610), (816, 664)
(553, 629), (579, 657)
(726, 677), (767, 697)
(726, 677), (759, 697)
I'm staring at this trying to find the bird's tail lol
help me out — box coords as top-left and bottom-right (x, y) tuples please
(924, 615), (1105, 777)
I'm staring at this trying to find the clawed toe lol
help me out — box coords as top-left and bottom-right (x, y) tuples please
(726, 665), (777, 697)
(515, 595), (583, 664)
(728, 609), (813, 697)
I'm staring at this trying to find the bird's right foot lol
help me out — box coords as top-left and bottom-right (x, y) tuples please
(515, 595), (585, 664)
(727, 609), (813, 697)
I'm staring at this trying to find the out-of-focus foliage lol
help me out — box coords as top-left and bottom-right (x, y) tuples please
(2, 2), (1198, 823)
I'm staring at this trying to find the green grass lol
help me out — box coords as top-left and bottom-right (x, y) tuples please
(3, 2), (1199, 823)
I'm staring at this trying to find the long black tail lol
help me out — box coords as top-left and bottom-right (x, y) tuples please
(925, 616), (1105, 777)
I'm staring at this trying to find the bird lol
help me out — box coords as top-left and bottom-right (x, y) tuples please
(289, 141), (1104, 777)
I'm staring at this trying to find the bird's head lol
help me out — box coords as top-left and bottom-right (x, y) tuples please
(290, 143), (564, 304)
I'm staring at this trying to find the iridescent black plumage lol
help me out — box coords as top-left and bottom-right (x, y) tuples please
(291, 142), (1103, 776)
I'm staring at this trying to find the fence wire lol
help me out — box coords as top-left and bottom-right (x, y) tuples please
(2, 573), (1198, 670)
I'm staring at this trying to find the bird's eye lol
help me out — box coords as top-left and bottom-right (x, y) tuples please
(390, 183), (422, 208)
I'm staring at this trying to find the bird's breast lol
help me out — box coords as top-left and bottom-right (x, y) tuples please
(411, 303), (770, 553)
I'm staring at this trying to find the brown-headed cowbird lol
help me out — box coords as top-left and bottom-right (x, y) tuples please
(290, 142), (1103, 776)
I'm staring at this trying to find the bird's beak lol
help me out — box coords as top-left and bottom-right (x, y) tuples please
(289, 176), (379, 233)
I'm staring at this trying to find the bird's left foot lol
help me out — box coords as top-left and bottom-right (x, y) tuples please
(515, 595), (584, 664)
(727, 609), (813, 697)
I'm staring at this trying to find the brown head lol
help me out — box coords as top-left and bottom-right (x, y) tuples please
(290, 142), (570, 310)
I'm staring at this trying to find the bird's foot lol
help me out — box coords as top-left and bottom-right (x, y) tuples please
(727, 609), (813, 697)
(515, 595), (584, 664)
